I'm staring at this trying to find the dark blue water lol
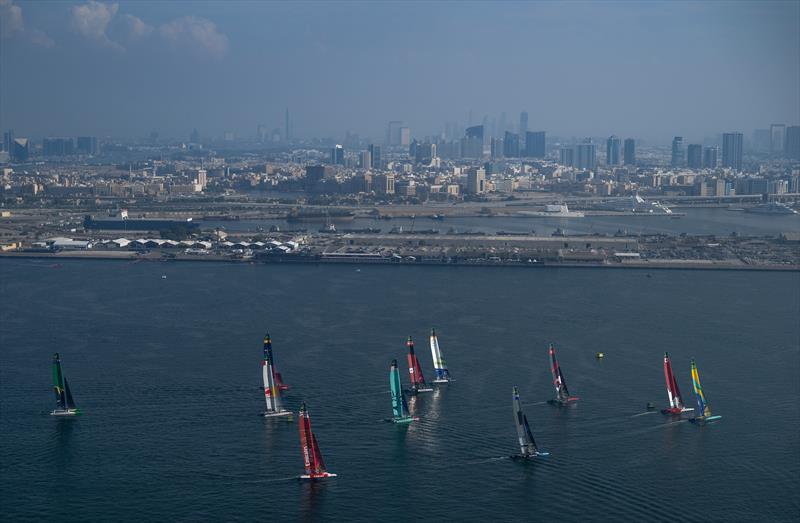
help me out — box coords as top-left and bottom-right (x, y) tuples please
(1, 259), (798, 522)
(206, 207), (800, 237)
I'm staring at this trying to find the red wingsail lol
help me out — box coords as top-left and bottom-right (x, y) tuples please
(407, 336), (426, 389)
(662, 352), (685, 412)
(298, 402), (328, 477)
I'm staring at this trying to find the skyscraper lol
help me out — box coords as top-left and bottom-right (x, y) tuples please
(606, 136), (621, 166)
(42, 137), (74, 156)
(784, 126), (800, 159)
(359, 150), (371, 169)
(525, 131), (545, 158)
(623, 138), (635, 165)
(503, 131), (520, 158)
(519, 112), (528, 143)
(722, 133), (743, 171)
(671, 137), (684, 168)
(330, 144), (345, 165)
(703, 147), (718, 169)
(11, 138), (29, 162)
(467, 167), (486, 194)
(3, 130), (13, 153)
(387, 121), (403, 146)
(77, 136), (98, 155)
(461, 125), (484, 158)
(559, 147), (574, 167)
(368, 144), (382, 169)
(770, 124), (785, 154)
(575, 139), (596, 170)
(687, 144), (703, 169)
(399, 127), (411, 147)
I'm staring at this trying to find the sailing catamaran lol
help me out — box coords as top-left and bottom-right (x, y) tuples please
(298, 402), (336, 480)
(547, 344), (579, 406)
(661, 352), (693, 415)
(429, 329), (452, 383)
(261, 334), (292, 418)
(689, 359), (722, 424)
(407, 336), (432, 393)
(51, 353), (80, 416)
(511, 387), (548, 460)
(389, 359), (417, 424)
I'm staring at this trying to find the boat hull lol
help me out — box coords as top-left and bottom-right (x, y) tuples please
(689, 415), (722, 424)
(261, 410), (293, 418)
(432, 379), (451, 384)
(299, 472), (337, 481)
(660, 407), (694, 415)
(547, 397), (579, 406)
(50, 409), (80, 417)
(406, 387), (434, 394)
(391, 416), (418, 424)
(510, 451), (549, 460)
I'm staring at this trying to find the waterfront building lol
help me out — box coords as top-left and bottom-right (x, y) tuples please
(525, 131), (545, 158)
(671, 137), (684, 168)
(359, 150), (372, 169)
(687, 144), (703, 169)
(575, 140), (596, 170)
(305, 165), (327, 190)
(467, 167), (486, 194)
(770, 124), (785, 154)
(785, 126), (800, 159)
(330, 144), (344, 165)
(703, 146), (718, 168)
(503, 131), (520, 158)
(722, 132), (743, 171)
(461, 125), (484, 158)
(368, 144), (382, 169)
(560, 147), (575, 167)
(623, 138), (635, 165)
(374, 173), (395, 195)
(76, 136), (98, 155)
(606, 135), (621, 166)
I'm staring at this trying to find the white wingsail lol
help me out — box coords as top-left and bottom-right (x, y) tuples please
(429, 329), (451, 383)
(261, 334), (291, 417)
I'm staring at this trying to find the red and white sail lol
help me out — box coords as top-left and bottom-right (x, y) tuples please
(298, 402), (335, 479)
(662, 352), (692, 414)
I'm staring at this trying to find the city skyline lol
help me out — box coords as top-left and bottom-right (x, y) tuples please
(1, 1), (798, 142)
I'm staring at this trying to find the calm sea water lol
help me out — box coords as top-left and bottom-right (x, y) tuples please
(206, 207), (800, 237)
(1, 259), (798, 522)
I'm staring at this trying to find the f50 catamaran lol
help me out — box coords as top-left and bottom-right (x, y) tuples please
(689, 359), (722, 424)
(298, 402), (336, 480)
(511, 387), (548, 460)
(407, 336), (432, 393)
(547, 344), (578, 406)
(661, 352), (693, 415)
(389, 359), (417, 424)
(429, 329), (452, 383)
(261, 334), (291, 418)
(51, 353), (80, 416)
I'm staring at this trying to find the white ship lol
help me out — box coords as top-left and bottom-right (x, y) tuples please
(745, 202), (797, 215)
(517, 203), (585, 218)
(595, 195), (673, 214)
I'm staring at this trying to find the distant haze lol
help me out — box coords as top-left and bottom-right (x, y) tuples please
(1, 0), (798, 143)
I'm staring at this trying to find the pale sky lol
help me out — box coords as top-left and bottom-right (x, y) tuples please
(1, 0), (798, 143)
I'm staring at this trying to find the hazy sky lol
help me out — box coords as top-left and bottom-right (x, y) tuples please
(1, 0), (798, 143)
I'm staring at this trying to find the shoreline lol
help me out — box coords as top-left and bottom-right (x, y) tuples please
(2, 251), (797, 272)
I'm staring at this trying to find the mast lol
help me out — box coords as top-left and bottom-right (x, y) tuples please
(429, 329), (450, 381)
(691, 359), (711, 418)
(512, 387), (538, 456)
(52, 353), (67, 411)
(406, 336), (426, 391)
(549, 344), (570, 402)
(262, 334), (282, 412)
(663, 352), (684, 410)
(390, 359), (408, 419)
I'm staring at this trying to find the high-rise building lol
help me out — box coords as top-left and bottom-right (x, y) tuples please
(467, 167), (486, 194)
(722, 133), (743, 171)
(399, 127), (411, 147)
(374, 173), (395, 194)
(703, 147), (718, 169)
(525, 131), (545, 158)
(305, 165), (327, 191)
(575, 140), (596, 170)
(687, 144), (703, 169)
(387, 121), (403, 146)
(330, 144), (345, 165)
(368, 144), (382, 169)
(519, 112), (528, 139)
(559, 147), (574, 167)
(461, 125), (484, 158)
(42, 137), (74, 156)
(490, 138), (504, 159)
(623, 138), (635, 165)
(3, 130), (13, 152)
(671, 137), (684, 168)
(359, 150), (371, 169)
(784, 126), (800, 159)
(414, 142), (436, 164)
(196, 169), (207, 190)
(770, 124), (786, 154)
(606, 136), (621, 166)
(76, 136), (98, 155)
(503, 131), (520, 158)
(11, 138), (29, 162)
